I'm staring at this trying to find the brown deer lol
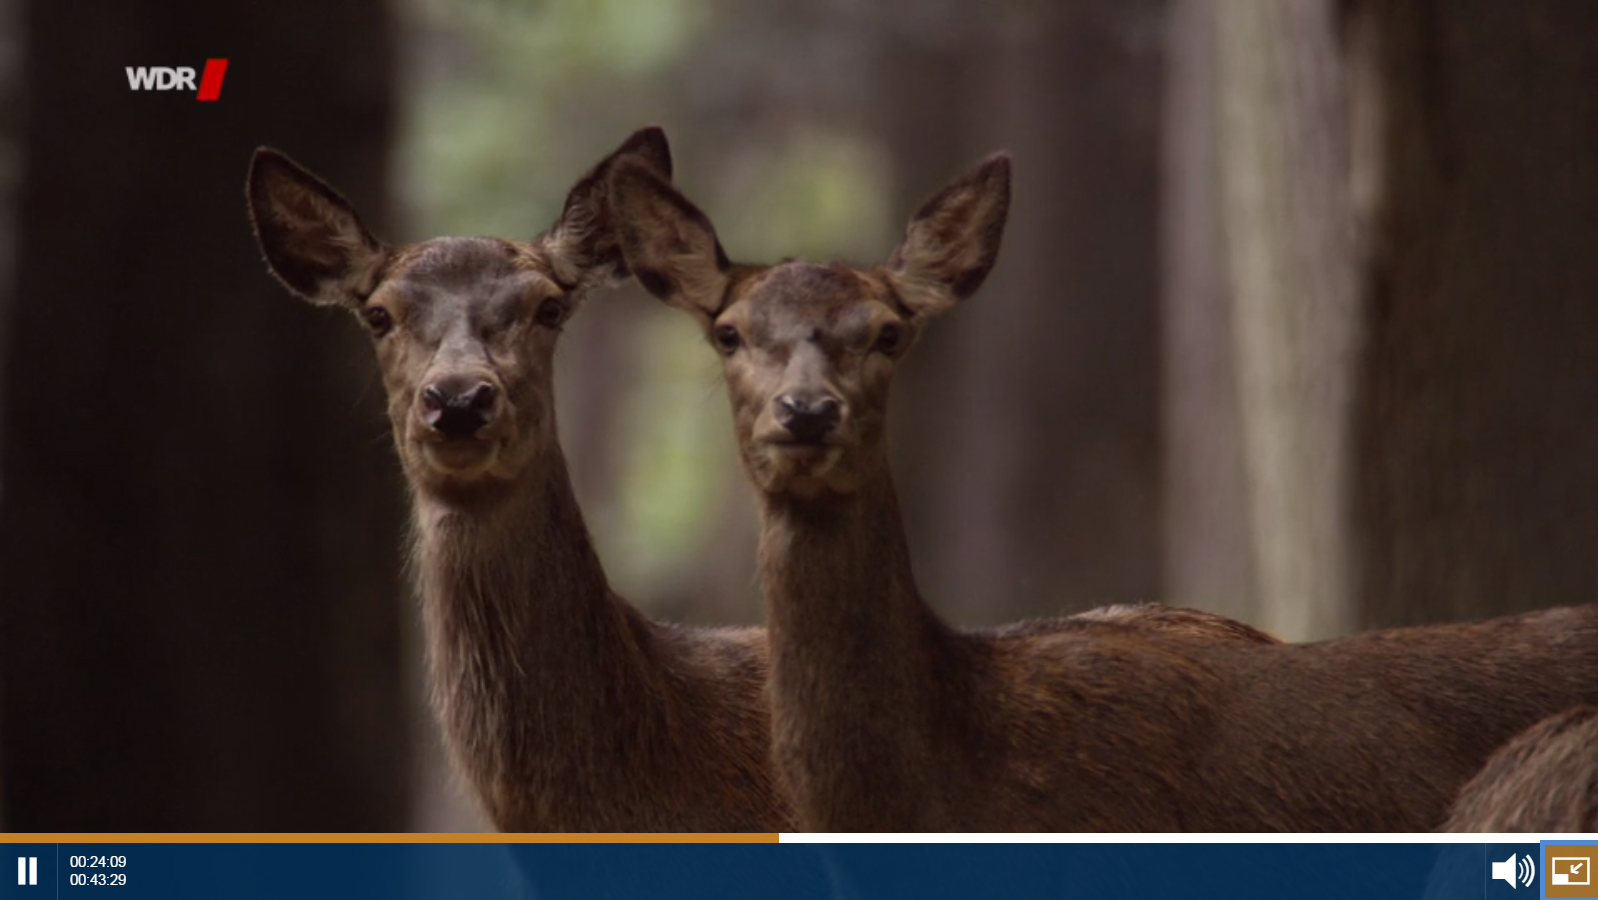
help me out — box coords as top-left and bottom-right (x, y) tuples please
(609, 150), (1598, 831)
(245, 128), (795, 831)
(1443, 705), (1598, 831)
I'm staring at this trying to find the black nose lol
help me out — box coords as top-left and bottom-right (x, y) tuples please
(775, 393), (842, 444)
(421, 380), (498, 438)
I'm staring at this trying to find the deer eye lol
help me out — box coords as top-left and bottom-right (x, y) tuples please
(712, 323), (742, 353)
(873, 322), (905, 354)
(535, 297), (568, 329)
(362, 305), (394, 337)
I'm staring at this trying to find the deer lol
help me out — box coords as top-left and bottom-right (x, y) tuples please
(245, 128), (796, 831)
(1442, 704), (1598, 831)
(608, 149), (1598, 831)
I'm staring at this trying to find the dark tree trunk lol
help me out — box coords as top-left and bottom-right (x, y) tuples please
(1168, 0), (1598, 636)
(1352, 0), (1598, 627)
(0, 0), (407, 828)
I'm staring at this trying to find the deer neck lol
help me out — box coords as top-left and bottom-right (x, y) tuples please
(757, 462), (939, 636)
(756, 454), (971, 825)
(408, 434), (654, 820)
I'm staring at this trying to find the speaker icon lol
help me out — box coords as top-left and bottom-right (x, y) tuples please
(1492, 853), (1536, 889)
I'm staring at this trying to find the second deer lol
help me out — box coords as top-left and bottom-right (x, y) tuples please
(1443, 704), (1598, 832)
(610, 151), (1598, 831)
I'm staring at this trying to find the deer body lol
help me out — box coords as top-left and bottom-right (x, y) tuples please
(762, 461), (1598, 831)
(247, 130), (792, 831)
(612, 150), (1598, 831)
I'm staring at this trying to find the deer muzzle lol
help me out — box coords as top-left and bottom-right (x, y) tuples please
(773, 391), (843, 445)
(420, 376), (500, 440)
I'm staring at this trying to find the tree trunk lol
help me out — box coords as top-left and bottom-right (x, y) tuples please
(1352, 0), (1598, 627)
(0, 0), (407, 828)
(1176, 0), (1598, 636)
(1213, 0), (1358, 640)
(1160, 0), (1256, 624)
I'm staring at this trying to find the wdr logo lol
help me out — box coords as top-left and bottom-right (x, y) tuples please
(126, 59), (228, 101)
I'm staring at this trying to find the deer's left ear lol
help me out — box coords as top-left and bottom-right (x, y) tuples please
(544, 125), (674, 291)
(885, 152), (1010, 319)
(247, 148), (391, 308)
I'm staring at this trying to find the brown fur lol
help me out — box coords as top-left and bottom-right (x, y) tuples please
(1072, 604), (1280, 645)
(246, 129), (794, 831)
(1443, 705), (1598, 832)
(612, 151), (1598, 831)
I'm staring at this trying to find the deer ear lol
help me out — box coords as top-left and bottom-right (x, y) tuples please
(246, 148), (389, 308)
(886, 152), (1011, 318)
(544, 126), (675, 291)
(607, 156), (730, 324)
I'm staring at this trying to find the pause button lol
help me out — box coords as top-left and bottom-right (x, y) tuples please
(16, 856), (36, 886)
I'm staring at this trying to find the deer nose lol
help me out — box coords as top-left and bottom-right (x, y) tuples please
(420, 379), (498, 439)
(774, 393), (842, 444)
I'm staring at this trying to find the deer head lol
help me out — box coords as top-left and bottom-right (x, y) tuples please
(246, 128), (672, 502)
(609, 152), (1010, 499)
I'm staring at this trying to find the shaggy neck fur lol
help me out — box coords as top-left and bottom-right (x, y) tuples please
(757, 455), (978, 830)
(410, 429), (788, 830)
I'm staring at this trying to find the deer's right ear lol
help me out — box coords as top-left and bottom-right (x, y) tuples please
(885, 152), (1011, 319)
(246, 148), (389, 308)
(608, 158), (730, 324)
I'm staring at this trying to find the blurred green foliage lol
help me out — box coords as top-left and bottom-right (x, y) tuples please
(398, 0), (703, 238)
(605, 305), (736, 586)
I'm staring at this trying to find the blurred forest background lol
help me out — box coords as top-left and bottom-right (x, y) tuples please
(0, 0), (1594, 830)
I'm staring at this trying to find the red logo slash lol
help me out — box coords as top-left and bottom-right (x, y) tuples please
(196, 58), (228, 102)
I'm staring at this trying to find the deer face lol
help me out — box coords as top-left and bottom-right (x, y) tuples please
(610, 152), (1010, 499)
(706, 262), (908, 496)
(358, 237), (572, 488)
(246, 128), (672, 498)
